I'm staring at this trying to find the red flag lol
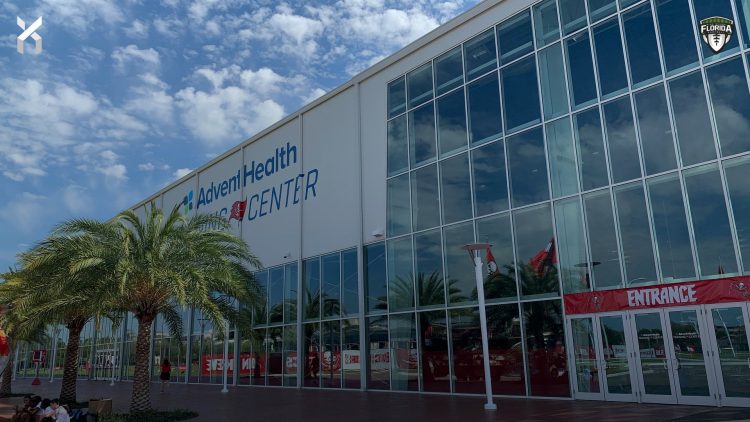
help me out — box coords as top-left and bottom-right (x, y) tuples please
(229, 199), (247, 221)
(529, 237), (556, 275)
(486, 247), (499, 276)
(0, 329), (7, 357)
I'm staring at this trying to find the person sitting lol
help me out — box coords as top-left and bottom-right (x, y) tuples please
(40, 399), (54, 422)
(11, 395), (39, 422)
(50, 399), (70, 422)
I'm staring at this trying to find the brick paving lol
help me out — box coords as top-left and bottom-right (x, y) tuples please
(3, 379), (749, 422)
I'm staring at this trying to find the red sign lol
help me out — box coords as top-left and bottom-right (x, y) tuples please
(564, 275), (750, 315)
(32, 349), (47, 364)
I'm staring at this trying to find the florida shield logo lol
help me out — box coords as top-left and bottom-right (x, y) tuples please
(700, 16), (734, 53)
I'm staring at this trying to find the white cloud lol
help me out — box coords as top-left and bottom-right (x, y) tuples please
(153, 17), (184, 37)
(0, 192), (49, 234)
(124, 19), (149, 38)
(37, 0), (125, 33)
(62, 184), (93, 215)
(112, 45), (161, 70)
(174, 168), (192, 179)
(138, 162), (155, 171)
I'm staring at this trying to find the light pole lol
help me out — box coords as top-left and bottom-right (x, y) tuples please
(221, 318), (230, 393)
(49, 326), (61, 382)
(462, 243), (497, 411)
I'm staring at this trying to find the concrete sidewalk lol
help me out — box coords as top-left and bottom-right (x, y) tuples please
(3, 379), (748, 422)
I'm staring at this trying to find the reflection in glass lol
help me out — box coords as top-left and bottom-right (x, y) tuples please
(387, 173), (410, 237)
(390, 313), (418, 391)
(614, 183), (657, 285)
(546, 117), (578, 199)
(603, 96), (641, 183)
(387, 236), (414, 311)
(269, 267), (284, 324)
(575, 107), (609, 191)
(464, 29), (497, 81)
(507, 128), (549, 208)
(634, 85), (677, 175)
(571, 318), (600, 393)
(706, 57), (750, 156)
(514, 204), (558, 298)
(538, 43), (570, 120)
(599, 316), (632, 394)
(684, 164), (737, 276)
(440, 153), (472, 224)
(711, 307), (750, 398)
(303, 323), (320, 387)
(342, 248), (358, 316)
(322, 253), (341, 318)
(366, 316), (389, 390)
(284, 264), (298, 324)
(668, 72), (717, 166)
(419, 310), (450, 392)
(408, 102), (437, 167)
(635, 312), (671, 395)
(342, 319), (360, 389)
(534, 0), (560, 47)
(284, 325), (299, 386)
(387, 115), (408, 176)
(593, 18), (628, 98)
(471, 140), (508, 216)
(487, 304), (525, 395)
(523, 300), (569, 397)
(267, 327), (283, 386)
(583, 190), (622, 289)
(255, 271), (268, 325)
(407, 62), (433, 109)
(554, 198), (588, 294)
(303, 259), (320, 321)
(388, 76), (406, 118)
(693, 0), (740, 61)
(738, 0), (750, 47)
(444, 222), (475, 305)
(414, 230), (445, 308)
(647, 174), (695, 281)
(450, 307), (485, 393)
(623, 4), (663, 87)
(411, 164), (440, 231)
(467, 73), (503, 145)
(497, 11), (534, 64)
(321, 320), (341, 388)
(437, 89), (468, 157)
(668, 310), (710, 396)
(566, 31), (598, 109)
(503, 56), (541, 132)
(560, 0), (588, 35)
(724, 156), (750, 269)
(434, 46), (463, 95)
(588, 0), (616, 22)
(656, 0), (699, 75)
(476, 213), (517, 301)
(364, 243), (387, 313)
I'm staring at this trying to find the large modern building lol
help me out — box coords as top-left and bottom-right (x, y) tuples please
(14, 0), (750, 408)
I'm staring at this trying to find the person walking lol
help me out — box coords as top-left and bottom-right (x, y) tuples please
(160, 357), (172, 392)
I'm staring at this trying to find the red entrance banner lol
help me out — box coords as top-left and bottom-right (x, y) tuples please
(564, 275), (750, 315)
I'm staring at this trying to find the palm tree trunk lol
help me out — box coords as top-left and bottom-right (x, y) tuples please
(60, 318), (86, 403)
(0, 353), (13, 397)
(130, 315), (154, 413)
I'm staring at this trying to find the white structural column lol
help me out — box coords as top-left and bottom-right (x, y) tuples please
(464, 243), (497, 411)
(221, 318), (230, 393)
(49, 327), (60, 382)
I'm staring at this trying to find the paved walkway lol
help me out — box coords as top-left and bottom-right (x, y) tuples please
(4, 379), (749, 422)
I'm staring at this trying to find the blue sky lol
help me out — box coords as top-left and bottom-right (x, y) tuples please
(0, 0), (480, 270)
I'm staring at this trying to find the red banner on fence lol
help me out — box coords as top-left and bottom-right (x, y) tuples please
(564, 275), (750, 315)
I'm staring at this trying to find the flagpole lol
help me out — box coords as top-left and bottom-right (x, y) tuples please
(463, 243), (496, 411)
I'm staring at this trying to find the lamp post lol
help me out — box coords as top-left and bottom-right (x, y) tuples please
(221, 318), (230, 393)
(49, 326), (61, 382)
(462, 243), (497, 411)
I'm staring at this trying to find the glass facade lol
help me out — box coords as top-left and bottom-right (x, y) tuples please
(14, 0), (750, 405)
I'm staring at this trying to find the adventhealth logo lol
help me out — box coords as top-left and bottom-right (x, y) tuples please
(182, 191), (194, 214)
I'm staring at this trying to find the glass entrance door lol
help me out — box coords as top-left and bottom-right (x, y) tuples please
(630, 308), (716, 405)
(569, 317), (603, 400)
(705, 304), (750, 407)
(598, 314), (636, 401)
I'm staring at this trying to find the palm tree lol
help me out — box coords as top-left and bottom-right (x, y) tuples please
(1, 232), (124, 403)
(49, 203), (262, 412)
